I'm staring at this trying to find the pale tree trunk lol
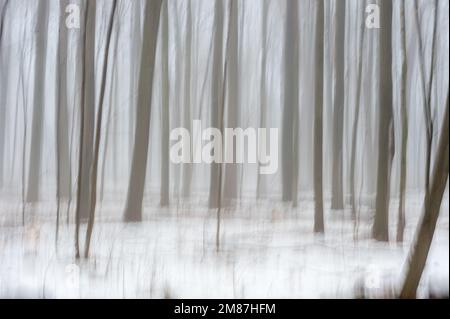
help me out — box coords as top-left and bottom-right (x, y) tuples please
(77, 0), (97, 222)
(313, 0), (324, 233)
(397, 0), (408, 243)
(208, 0), (224, 210)
(256, 0), (269, 199)
(282, 0), (299, 204)
(330, 0), (345, 210)
(160, 0), (170, 207)
(373, 0), (394, 242)
(55, 0), (72, 245)
(400, 92), (449, 298)
(223, 0), (239, 206)
(75, 0), (96, 258)
(414, 0), (438, 193)
(124, 0), (163, 222)
(129, 0), (141, 156)
(85, 0), (117, 258)
(27, 0), (50, 203)
(0, 0), (9, 188)
(350, 0), (366, 221)
(181, 0), (193, 198)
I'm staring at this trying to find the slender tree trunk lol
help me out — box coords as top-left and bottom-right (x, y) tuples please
(55, 0), (72, 246)
(75, 0), (96, 259)
(313, 0), (324, 233)
(124, 0), (163, 221)
(0, 0), (9, 188)
(397, 0), (408, 243)
(26, 0), (50, 202)
(282, 0), (299, 204)
(330, 0), (345, 210)
(181, 0), (193, 198)
(208, 0), (224, 209)
(400, 92), (449, 298)
(350, 1), (366, 221)
(373, 0), (394, 242)
(160, 0), (170, 207)
(256, 0), (269, 199)
(77, 0), (97, 221)
(223, 0), (239, 206)
(85, 0), (117, 258)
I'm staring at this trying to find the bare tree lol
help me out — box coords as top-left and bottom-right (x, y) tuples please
(181, 0), (193, 198)
(397, 0), (408, 243)
(55, 0), (72, 245)
(26, 0), (50, 202)
(84, 0), (118, 258)
(350, 0), (366, 221)
(373, 0), (394, 242)
(160, 0), (170, 207)
(124, 0), (163, 222)
(223, 0), (239, 206)
(0, 0), (9, 188)
(400, 91), (449, 298)
(208, 0), (225, 210)
(313, 0), (324, 233)
(330, 0), (346, 210)
(281, 0), (299, 205)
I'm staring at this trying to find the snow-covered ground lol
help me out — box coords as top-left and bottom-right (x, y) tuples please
(0, 194), (448, 299)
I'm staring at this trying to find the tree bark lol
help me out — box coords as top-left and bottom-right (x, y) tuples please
(313, 0), (324, 233)
(373, 0), (394, 242)
(124, 0), (163, 222)
(400, 92), (449, 298)
(282, 0), (300, 204)
(330, 0), (346, 210)
(26, 0), (50, 202)
(84, 0), (117, 258)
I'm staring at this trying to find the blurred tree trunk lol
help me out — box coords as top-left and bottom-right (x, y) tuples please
(0, 0), (9, 188)
(256, 0), (269, 199)
(223, 0), (239, 206)
(55, 0), (72, 243)
(373, 0), (394, 242)
(27, 0), (50, 203)
(75, 0), (96, 258)
(181, 0), (193, 198)
(400, 92), (449, 298)
(330, 0), (345, 210)
(160, 0), (170, 207)
(124, 0), (163, 222)
(350, 1), (366, 221)
(208, 0), (224, 209)
(281, 0), (299, 205)
(129, 0), (141, 156)
(397, 0), (408, 243)
(313, 0), (324, 233)
(85, 0), (117, 258)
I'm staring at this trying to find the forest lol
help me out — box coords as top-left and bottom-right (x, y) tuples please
(0, 0), (448, 299)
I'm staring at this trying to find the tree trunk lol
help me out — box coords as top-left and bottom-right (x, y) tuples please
(208, 0), (225, 210)
(256, 0), (269, 199)
(400, 92), (449, 298)
(373, 0), (394, 242)
(282, 0), (299, 204)
(350, 0), (366, 221)
(26, 0), (50, 202)
(0, 0), (9, 188)
(397, 0), (408, 243)
(223, 0), (239, 207)
(330, 0), (345, 210)
(313, 0), (324, 233)
(181, 0), (193, 198)
(124, 0), (163, 222)
(85, 0), (117, 258)
(160, 0), (170, 207)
